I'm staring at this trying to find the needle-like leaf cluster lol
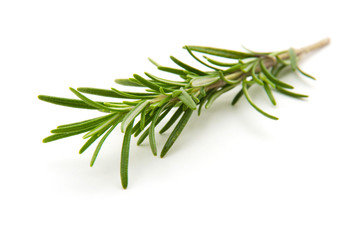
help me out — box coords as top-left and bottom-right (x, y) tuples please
(39, 44), (314, 189)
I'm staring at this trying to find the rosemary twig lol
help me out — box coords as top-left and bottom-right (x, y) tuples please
(38, 38), (330, 189)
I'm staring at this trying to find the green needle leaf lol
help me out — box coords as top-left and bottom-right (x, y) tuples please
(197, 97), (206, 116)
(172, 90), (182, 97)
(222, 63), (243, 74)
(184, 46), (221, 70)
(200, 87), (206, 97)
(205, 85), (235, 109)
(121, 100), (149, 133)
(242, 80), (278, 120)
(133, 74), (160, 91)
(79, 134), (101, 154)
(276, 56), (290, 66)
(136, 107), (171, 145)
(52, 119), (108, 134)
(38, 95), (97, 110)
(77, 88), (124, 98)
(259, 60), (294, 89)
(231, 83), (252, 106)
(140, 108), (147, 131)
(115, 78), (143, 87)
(178, 88), (197, 110)
(197, 88), (216, 115)
(149, 106), (165, 156)
(111, 88), (157, 99)
(55, 114), (116, 132)
(83, 114), (121, 139)
(218, 71), (240, 85)
(159, 105), (184, 134)
(272, 64), (287, 77)
(191, 74), (220, 87)
(170, 56), (206, 76)
(288, 48), (316, 80)
(43, 128), (91, 143)
(121, 119), (134, 189)
(160, 108), (193, 158)
(148, 58), (160, 67)
(90, 117), (122, 167)
(133, 112), (153, 136)
(276, 87), (309, 98)
(184, 45), (255, 59)
(69, 87), (116, 112)
(144, 72), (187, 87)
(263, 82), (277, 106)
(203, 56), (236, 67)
(157, 66), (188, 76)
(43, 134), (73, 143)
(134, 107), (173, 137)
(297, 66), (316, 80)
(240, 61), (256, 73)
(251, 62), (265, 86)
(231, 87), (244, 106)
(136, 128), (149, 146)
(133, 74), (173, 92)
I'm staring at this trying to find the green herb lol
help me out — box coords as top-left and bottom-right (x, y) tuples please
(38, 38), (330, 189)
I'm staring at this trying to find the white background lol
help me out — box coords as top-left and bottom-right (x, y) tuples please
(1, 0), (361, 239)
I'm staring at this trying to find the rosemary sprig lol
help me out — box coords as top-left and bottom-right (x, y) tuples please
(38, 38), (330, 189)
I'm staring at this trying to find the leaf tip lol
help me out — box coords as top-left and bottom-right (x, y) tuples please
(121, 181), (128, 189)
(148, 58), (160, 67)
(76, 87), (86, 93)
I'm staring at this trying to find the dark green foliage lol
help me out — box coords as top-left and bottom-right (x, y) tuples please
(121, 120), (134, 189)
(160, 109), (193, 158)
(39, 40), (326, 188)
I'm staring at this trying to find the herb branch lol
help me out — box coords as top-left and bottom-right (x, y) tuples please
(39, 38), (330, 189)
